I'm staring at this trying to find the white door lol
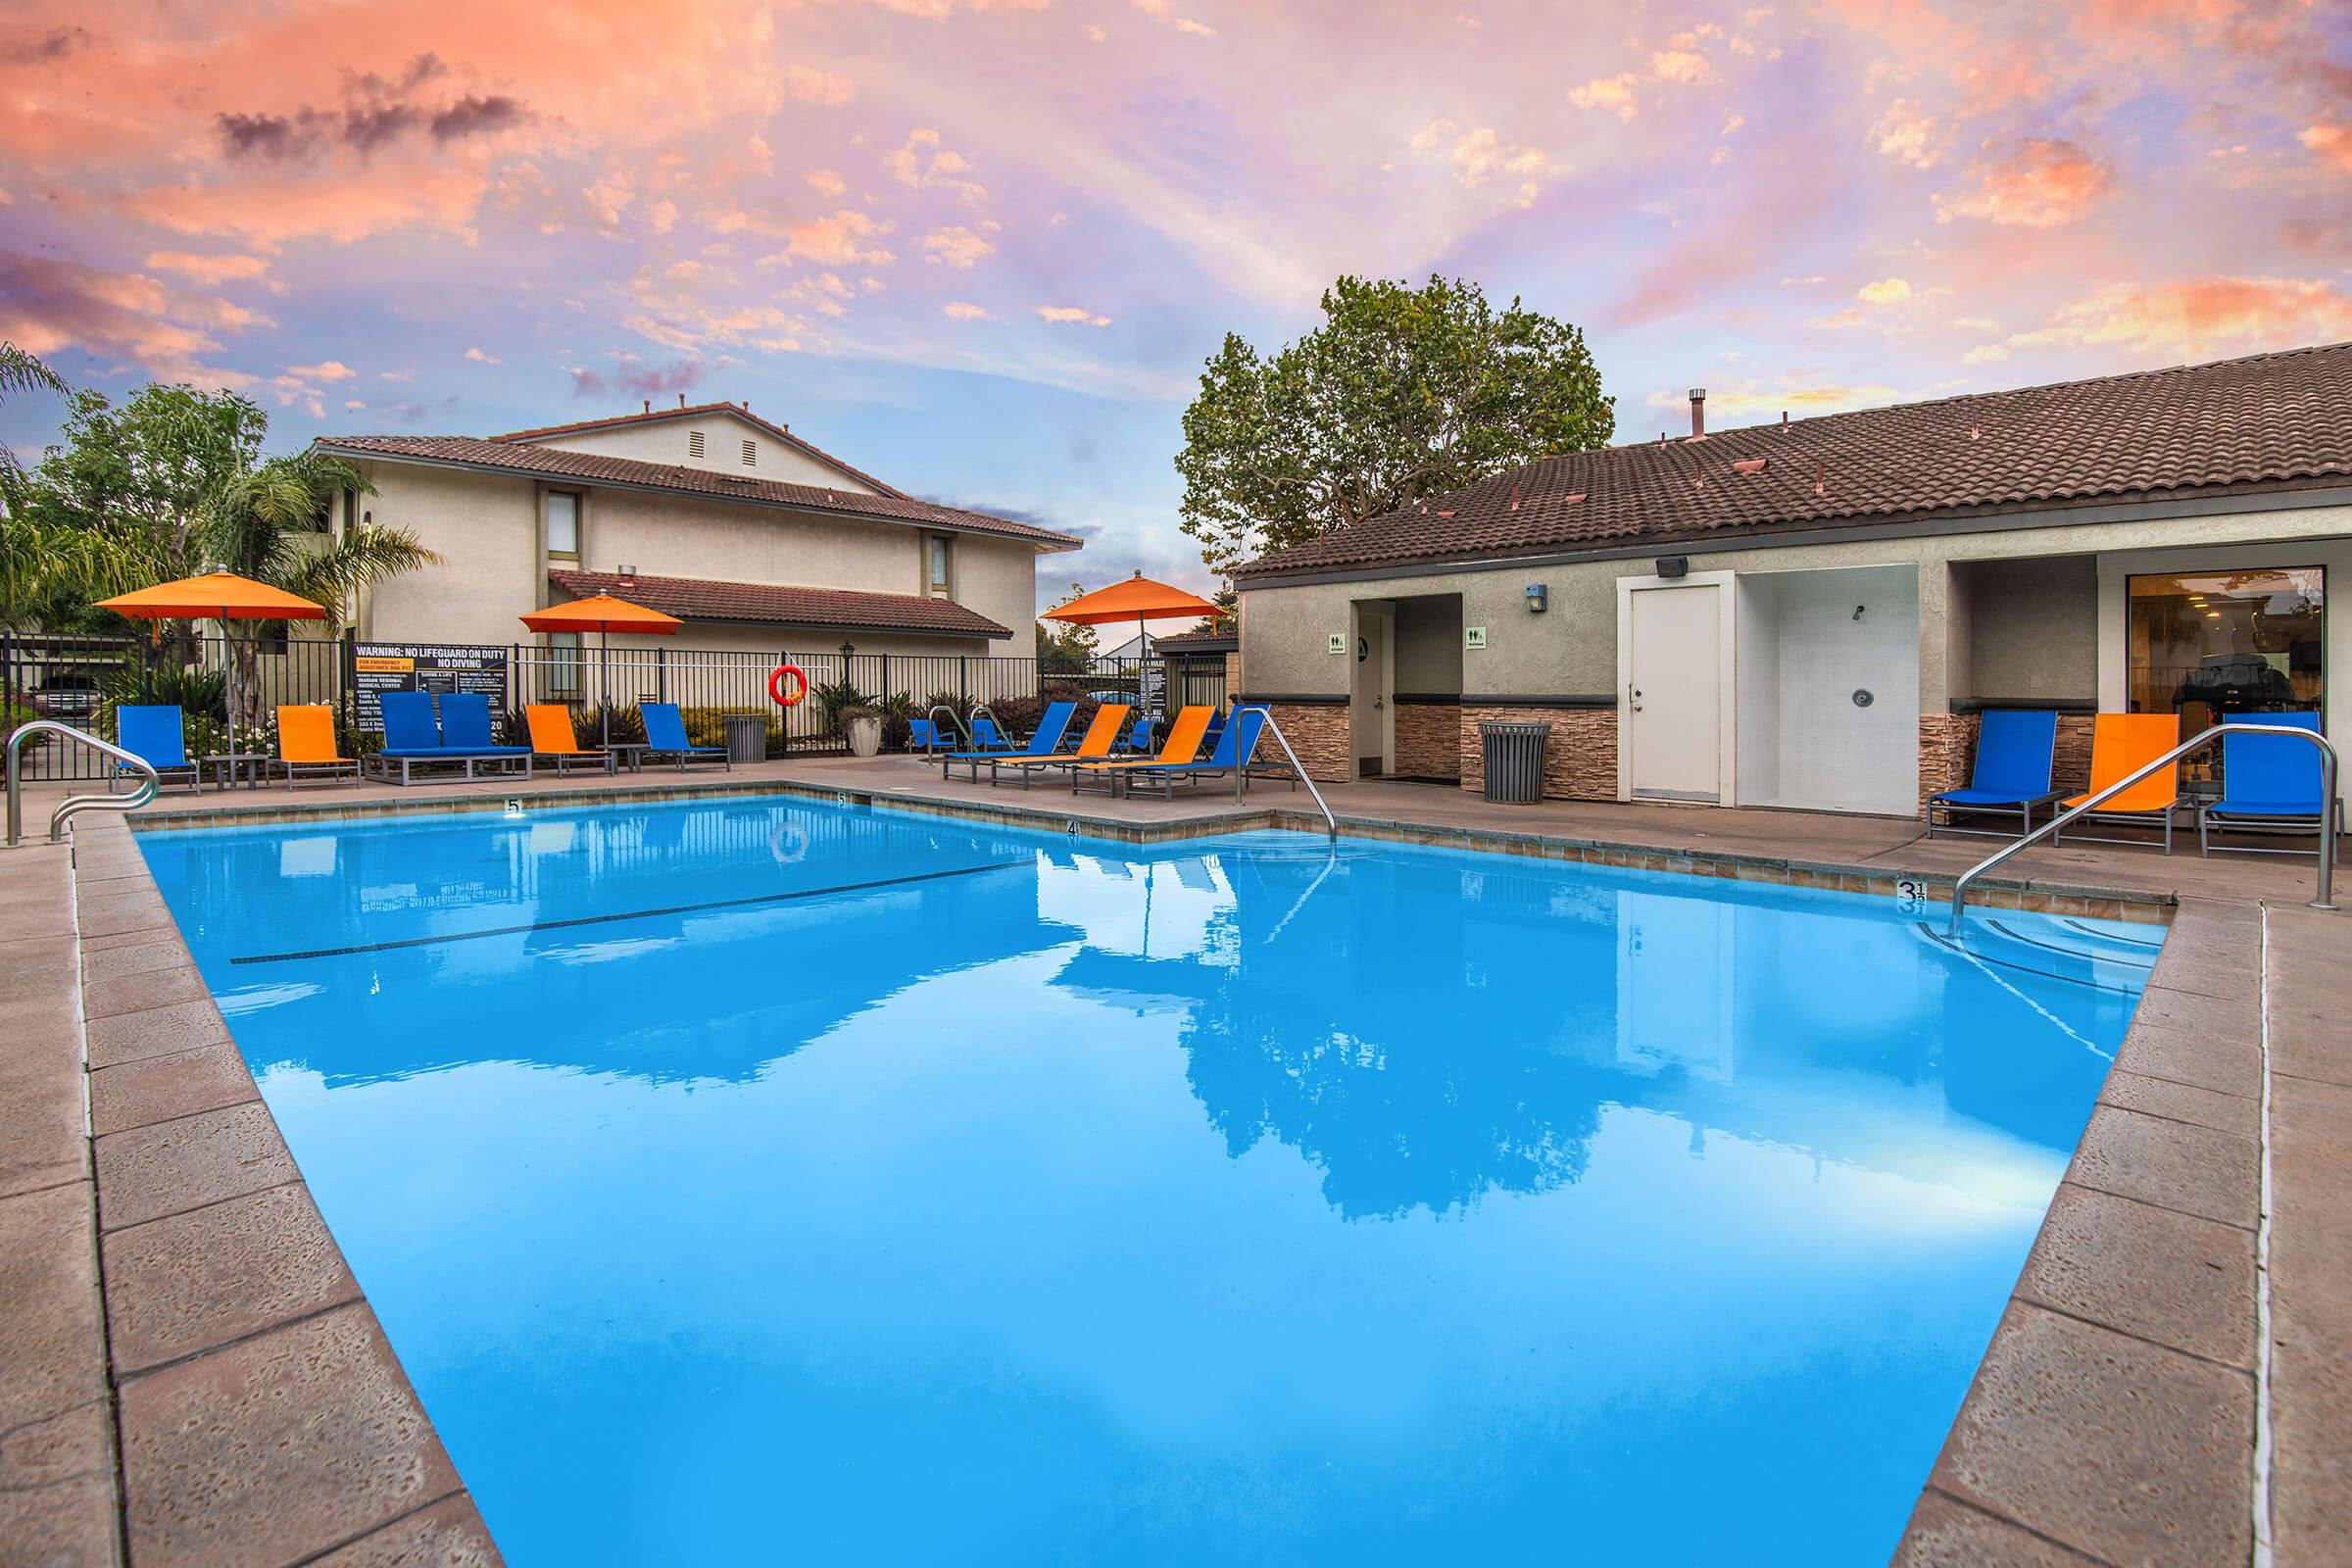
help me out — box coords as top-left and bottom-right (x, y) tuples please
(1623, 581), (1730, 803)
(1350, 605), (1394, 778)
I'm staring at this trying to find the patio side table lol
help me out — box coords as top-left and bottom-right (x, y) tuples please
(201, 752), (270, 791)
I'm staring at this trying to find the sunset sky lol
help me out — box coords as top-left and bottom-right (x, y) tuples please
(2, 0), (2347, 603)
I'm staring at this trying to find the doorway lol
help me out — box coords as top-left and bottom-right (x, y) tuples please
(1350, 601), (1395, 778)
(1617, 574), (1735, 804)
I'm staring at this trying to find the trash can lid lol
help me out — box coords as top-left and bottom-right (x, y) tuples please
(1477, 719), (1553, 734)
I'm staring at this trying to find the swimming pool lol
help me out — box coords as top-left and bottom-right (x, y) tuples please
(137, 796), (2157, 1564)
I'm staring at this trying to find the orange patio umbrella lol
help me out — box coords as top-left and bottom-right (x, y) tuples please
(520, 592), (684, 746)
(94, 571), (327, 742)
(1044, 572), (1222, 718)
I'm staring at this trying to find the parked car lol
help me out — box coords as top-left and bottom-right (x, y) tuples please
(28, 669), (102, 719)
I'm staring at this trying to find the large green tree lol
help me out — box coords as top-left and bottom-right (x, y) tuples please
(1174, 275), (1614, 578)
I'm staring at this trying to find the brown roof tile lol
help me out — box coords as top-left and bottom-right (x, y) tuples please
(546, 570), (1012, 639)
(1237, 342), (2352, 579)
(315, 433), (1084, 551)
(487, 400), (909, 499)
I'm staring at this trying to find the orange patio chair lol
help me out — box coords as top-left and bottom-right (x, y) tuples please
(2052, 712), (2182, 854)
(274, 706), (358, 788)
(955, 704), (1134, 789)
(526, 704), (612, 776)
(1071, 707), (1211, 798)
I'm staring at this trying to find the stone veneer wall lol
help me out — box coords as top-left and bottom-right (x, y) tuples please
(1395, 702), (1462, 778)
(1458, 706), (1618, 800)
(1253, 702), (1351, 783)
(1918, 710), (2096, 816)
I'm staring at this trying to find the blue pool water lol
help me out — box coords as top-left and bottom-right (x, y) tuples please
(138, 797), (2157, 1565)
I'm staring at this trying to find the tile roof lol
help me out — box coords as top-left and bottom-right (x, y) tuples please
(315, 433), (1085, 551)
(1237, 342), (2352, 580)
(487, 400), (909, 499)
(546, 570), (1012, 639)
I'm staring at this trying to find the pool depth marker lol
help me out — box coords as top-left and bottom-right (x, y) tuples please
(231, 858), (1033, 964)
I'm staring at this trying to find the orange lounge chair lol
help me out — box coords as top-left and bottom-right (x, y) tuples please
(961, 704), (1132, 788)
(526, 704), (613, 776)
(274, 705), (358, 788)
(1071, 707), (1211, 798)
(2052, 712), (2182, 854)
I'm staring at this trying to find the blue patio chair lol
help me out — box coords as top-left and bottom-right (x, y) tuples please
(2199, 711), (2341, 857)
(365, 691), (533, 784)
(906, 717), (948, 756)
(112, 705), (200, 794)
(1118, 714), (1156, 756)
(1926, 709), (2065, 839)
(642, 702), (729, 771)
(938, 702), (1077, 784)
(966, 715), (1014, 753)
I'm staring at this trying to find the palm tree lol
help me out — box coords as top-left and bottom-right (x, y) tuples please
(0, 343), (75, 625)
(0, 343), (68, 404)
(197, 449), (443, 726)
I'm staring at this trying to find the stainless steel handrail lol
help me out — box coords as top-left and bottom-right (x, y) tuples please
(1241, 707), (1337, 841)
(925, 704), (971, 753)
(6, 720), (163, 847)
(1946, 721), (2339, 935)
(968, 702), (1004, 750)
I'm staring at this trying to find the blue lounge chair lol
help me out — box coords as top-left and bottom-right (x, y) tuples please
(940, 702), (1077, 783)
(2199, 711), (2341, 857)
(1116, 707), (1270, 800)
(112, 705), (200, 794)
(906, 717), (949, 755)
(364, 691), (534, 784)
(1926, 709), (2065, 838)
(642, 703), (729, 771)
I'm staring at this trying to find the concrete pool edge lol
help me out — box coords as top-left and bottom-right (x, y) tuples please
(31, 814), (504, 1567)
(9, 796), (2337, 1563)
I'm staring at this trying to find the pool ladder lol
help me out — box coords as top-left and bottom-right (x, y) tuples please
(5, 720), (164, 848)
(1945, 720), (2339, 936)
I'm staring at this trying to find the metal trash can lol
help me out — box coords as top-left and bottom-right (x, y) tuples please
(720, 711), (766, 764)
(1479, 720), (1551, 805)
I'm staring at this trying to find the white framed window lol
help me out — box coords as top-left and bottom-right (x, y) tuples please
(928, 535), (953, 597)
(547, 631), (582, 697)
(741, 438), (757, 466)
(546, 492), (580, 559)
(688, 430), (707, 460)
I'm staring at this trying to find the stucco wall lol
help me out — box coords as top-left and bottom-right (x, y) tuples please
(1393, 594), (1464, 694)
(357, 463), (542, 646)
(527, 413), (882, 491)
(1956, 555), (2096, 700)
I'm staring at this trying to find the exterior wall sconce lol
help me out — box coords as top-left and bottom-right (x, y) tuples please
(1525, 584), (1548, 613)
(1655, 556), (1689, 579)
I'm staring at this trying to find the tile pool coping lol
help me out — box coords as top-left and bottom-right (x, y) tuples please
(6, 782), (2336, 1563)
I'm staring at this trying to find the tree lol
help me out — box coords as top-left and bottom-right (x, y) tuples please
(1035, 582), (1102, 672)
(0, 343), (77, 624)
(1174, 274), (1614, 577)
(1, 382), (442, 720)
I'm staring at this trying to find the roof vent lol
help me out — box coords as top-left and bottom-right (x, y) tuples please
(1733, 458), (1768, 475)
(677, 393), (687, 410)
(642, 400), (652, 415)
(1689, 387), (1707, 440)
(1509, 484), (1520, 512)
(617, 564), (636, 576)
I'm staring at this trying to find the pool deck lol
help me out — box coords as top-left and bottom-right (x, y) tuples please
(1, 756), (2345, 1565)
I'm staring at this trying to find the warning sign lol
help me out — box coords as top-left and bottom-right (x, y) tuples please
(355, 644), (509, 732)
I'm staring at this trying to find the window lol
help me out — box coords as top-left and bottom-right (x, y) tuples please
(546, 492), (580, 558)
(927, 535), (952, 597)
(2129, 566), (2325, 786)
(741, 438), (758, 467)
(547, 631), (583, 697)
(688, 430), (707, 460)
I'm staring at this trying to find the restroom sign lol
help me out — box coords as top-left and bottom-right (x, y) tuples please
(1327, 634), (1347, 655)
(1465, 626), (1488, 650)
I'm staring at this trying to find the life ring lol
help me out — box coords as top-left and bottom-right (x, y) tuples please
(768, 663), (808, 708)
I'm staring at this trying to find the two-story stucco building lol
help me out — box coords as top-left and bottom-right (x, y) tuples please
(1232, 343), (2350, 821)
(311, 399), (1082, 674)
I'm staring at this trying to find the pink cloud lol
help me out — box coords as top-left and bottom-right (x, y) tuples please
(0, 249), (263, 385)
(1936, 139), (2111, 227)
(1964, 276), (2352, 364)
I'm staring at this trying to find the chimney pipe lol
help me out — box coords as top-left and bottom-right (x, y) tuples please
(642, 400), (651, 414)
(1689, 387), (1707, 439)
(677, 393), (687, 410)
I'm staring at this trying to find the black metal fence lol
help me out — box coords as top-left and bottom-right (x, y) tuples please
(2, 630), (1229, 781)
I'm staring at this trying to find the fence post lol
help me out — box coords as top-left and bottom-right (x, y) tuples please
(340, 629), (357, 737)
(879, 654), (891, 707)
(658, 646), (667, 705)
(959, 657), (969, 713)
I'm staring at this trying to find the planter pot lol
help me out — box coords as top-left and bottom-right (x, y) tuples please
(847, 715), (883, 759)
